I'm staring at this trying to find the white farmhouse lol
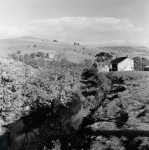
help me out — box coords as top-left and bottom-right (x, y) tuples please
(111, 56), (134, 71)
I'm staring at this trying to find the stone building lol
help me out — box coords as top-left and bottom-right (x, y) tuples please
(144, 66), (149, 71)
(74, 42), (79, 45)
(95, 61), (111, 72)
(111, 56), (134, 71)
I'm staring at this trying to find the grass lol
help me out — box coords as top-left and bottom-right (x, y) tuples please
(111, 71), (149, 81)
(0, 38), (95, 63)
(1, 37), (149, 63)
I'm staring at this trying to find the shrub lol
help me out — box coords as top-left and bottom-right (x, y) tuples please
(54, 40), (58, 42)
(95, 52), (113, 62)
(80, 66), (112, 108)
(17, 50), (21, 54)
(23, 54), (30, 65)
(11, 53), (19, 61)
(29, 59), (38, 68)
(18, 55), (24, 62)
(36, 51), (45, 58)
(81, 59), (92, 68)
(30, 53), (36, 59)
(45, 53), (49, 58)
(133, 57), (149, 71)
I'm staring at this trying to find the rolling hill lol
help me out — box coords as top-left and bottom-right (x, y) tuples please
(0, 36), (149, 62)
(98, 46), (149, 59)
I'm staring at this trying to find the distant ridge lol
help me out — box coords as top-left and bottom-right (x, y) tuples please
(98, 46), (149, 54)
(13, 36), (51, 42)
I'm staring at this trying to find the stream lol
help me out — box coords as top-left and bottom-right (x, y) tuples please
(0, 99), (90, 150)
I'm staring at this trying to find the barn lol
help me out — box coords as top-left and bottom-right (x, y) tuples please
(111, 56), (134, 71)
(144, 66), (149, 71)
(95, 61), (111, 72)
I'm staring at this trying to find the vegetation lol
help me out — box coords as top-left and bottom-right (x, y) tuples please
(95, 52), (113, 62)
(0, 54), (84, 149)
(80, 67), (149, 150)
(133, 56), (149, 71)
(1, 52), (149, 150)
(17, 50), (21, 54)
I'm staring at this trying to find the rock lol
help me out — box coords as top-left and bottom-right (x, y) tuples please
(0, 119), (5, 135)
(91, 121), (117, 131)
(24, 106), (30, 111)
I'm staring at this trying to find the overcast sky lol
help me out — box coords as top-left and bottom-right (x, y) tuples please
(0, 0), (148, 46)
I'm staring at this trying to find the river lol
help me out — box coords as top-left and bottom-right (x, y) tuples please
(0, 99), (90, 150)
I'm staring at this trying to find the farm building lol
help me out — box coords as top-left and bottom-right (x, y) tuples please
(111, 56), (134, 71)
(144, 66), (149, 71)
(95, 61), (111, 72)
(74, 42), (79, 45)
(48, 53), (55, 59)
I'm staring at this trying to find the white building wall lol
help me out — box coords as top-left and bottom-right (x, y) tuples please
(118, 58), (134, 71)
(97, 65), (110, 72)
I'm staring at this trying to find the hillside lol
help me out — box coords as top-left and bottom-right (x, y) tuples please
(0, 37), (149, 63)
(1, 54), (149, 149)
(0, 37), (97, 63)
(98, 46), (149, 59)
(80, 70), (149, 150)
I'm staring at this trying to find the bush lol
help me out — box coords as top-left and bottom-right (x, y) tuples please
(81, 59), (92, 68)
(80, 66), (112, 108)
(36, 51), (45, 58)
(133, 57), (149, 71)
(45, 53), (49, 58)
(17, 50), (21, 54)
(11, 53), (19, 61)
(18, 55), (24, 62)
(23, 54), (30, 65)
(29, 59), (38, 68)
(30, 53), (36, 59)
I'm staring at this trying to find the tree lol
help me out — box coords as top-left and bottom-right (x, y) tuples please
(95, 52), (113, 62)
(133, 57), (142, 70)
(30, 53), (36, 59)
(133, 57), (149, 71)
(142, 57), (149, 67)
(29, 59), (38, 68)
(45, 53), (49, 58)
(80, 66), (112, 109)
(18, 55), (24, 62)
(82, 59), (92, 68)
(17, 50), (21, 54)
(33, 44), (37, 48)
(10, 53), (19, 61)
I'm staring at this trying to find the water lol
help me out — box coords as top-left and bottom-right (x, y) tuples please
(0, 99), (90, 149)
(71, 106), (90, 130)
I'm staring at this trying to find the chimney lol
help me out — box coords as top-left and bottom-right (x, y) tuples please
(126, 55), (128, 58)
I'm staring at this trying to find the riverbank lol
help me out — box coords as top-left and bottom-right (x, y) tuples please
(80, 72), (149, 150)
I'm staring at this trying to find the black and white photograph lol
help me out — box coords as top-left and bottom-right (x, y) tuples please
(0, 0), (149, 149)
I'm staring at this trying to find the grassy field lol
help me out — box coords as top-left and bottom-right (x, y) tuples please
(0, 36), (149, 63)
(111, 71), (149, 81)
(0, 37), (96, 63)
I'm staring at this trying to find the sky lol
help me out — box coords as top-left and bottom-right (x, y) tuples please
(0, 0), (149, 46)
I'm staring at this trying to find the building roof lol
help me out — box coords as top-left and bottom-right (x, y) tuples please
(144, 66), (149, 68)
(111, 57), (127, 64)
